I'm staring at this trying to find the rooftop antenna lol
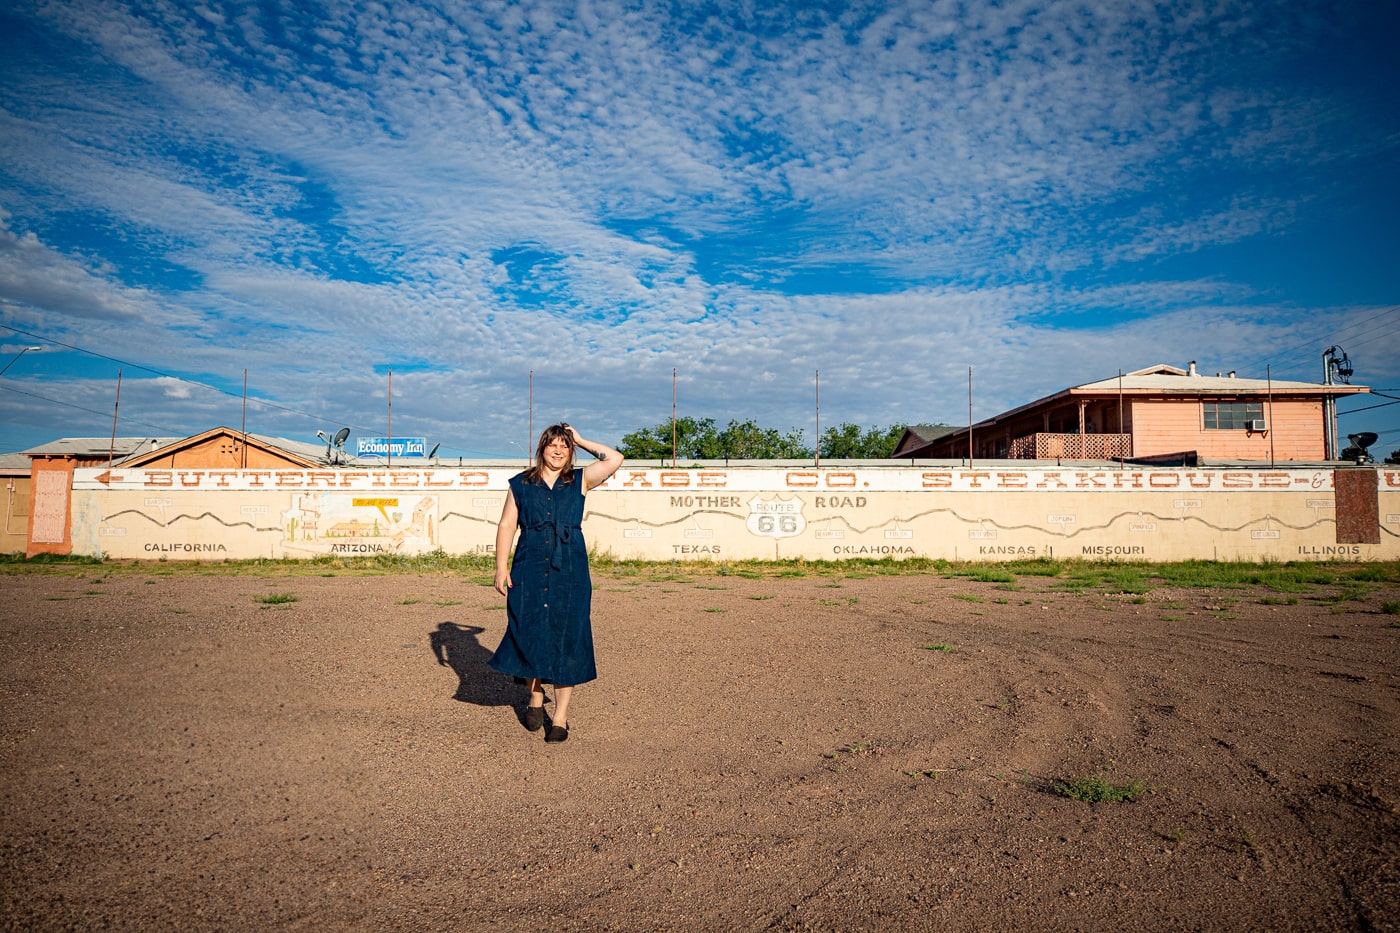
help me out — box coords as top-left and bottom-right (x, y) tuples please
(427, 442), (441, 465)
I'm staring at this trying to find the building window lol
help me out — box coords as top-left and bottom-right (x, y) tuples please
(1203, 401), (1263, 430)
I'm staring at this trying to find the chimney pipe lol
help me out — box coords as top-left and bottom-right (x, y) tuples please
(1188, 360), (1197, 376)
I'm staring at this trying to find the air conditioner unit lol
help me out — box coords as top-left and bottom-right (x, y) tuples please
(1248, 419), (1267, 432)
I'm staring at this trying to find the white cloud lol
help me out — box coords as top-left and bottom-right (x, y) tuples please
(0, 0), (1395, 455)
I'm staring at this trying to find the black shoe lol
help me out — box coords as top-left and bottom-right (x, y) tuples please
(524, 705), (545, 731)
(545, 724), (569, 743)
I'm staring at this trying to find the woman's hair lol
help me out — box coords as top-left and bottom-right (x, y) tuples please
(523, 423), (575, 485)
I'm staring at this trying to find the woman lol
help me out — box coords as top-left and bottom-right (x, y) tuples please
(490, 423), (623, 743)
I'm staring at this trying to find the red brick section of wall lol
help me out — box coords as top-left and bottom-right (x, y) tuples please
(1335, 469), (1380, 544)
(27, 458), (74, 557)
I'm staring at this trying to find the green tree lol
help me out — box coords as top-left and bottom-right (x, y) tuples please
(619, 416), (720, 460)
(618, 417), (812, 460)
(819, 422), (906, 458)
(716, 419), (811, 459)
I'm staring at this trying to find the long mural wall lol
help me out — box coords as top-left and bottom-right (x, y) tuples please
(61, 464), (1398, 562)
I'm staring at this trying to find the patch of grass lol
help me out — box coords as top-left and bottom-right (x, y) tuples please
(397, 598), (422, 605)
(1161, 614), (1183, 622)
(1053, 773), (1148, 803)
(824, 740), (872, 759)
(993, 597), (1009, 604)
(1382, 601), (1400, 615)
(1100, 568), (1153, 594)
(703, 607), (725, 613)
(485, 603), (505, 611)
(749, 594), (775, 601)
(1002, 557), (1063, 577)
(255, 592), (298, 606)
(952, 593), (984, 603)
(921, 642), (955, 652)
(435, 599), (462, 606)
(1259, 596), (1298, 606)
(1347, 564), (1400, 584)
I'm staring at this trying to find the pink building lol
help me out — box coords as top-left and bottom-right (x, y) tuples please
(893, 363), (1370, 463)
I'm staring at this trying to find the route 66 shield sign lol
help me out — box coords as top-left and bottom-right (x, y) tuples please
(746, 495), (806, 538)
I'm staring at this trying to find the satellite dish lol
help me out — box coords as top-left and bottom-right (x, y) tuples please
(427, 442), (440, 460)
(1344, 432), (1378, 464)
(333, 427), (351, 449)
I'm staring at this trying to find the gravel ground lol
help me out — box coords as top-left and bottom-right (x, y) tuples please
(2, 564), (1399, 931)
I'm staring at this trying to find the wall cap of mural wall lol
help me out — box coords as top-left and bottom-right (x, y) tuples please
(63, 466), (1399, 563)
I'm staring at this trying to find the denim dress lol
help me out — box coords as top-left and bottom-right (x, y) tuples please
(488, 471), (597, 686)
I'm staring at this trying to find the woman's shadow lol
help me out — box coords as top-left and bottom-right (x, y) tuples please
(429, 622), (520, 708)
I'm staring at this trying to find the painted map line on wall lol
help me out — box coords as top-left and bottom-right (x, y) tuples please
(100, 509), (282, 534)
(438, 511), (496, 528)
(583, 505), (1332, 540)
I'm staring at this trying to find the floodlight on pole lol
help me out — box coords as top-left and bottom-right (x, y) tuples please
(0, 346), (41, 377)
(1322, 345), (1353, 459)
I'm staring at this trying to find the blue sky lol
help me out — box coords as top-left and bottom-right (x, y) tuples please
(1, 0), (1397, 458)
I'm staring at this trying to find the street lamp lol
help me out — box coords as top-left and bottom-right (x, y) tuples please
(0, 346), (41, 378)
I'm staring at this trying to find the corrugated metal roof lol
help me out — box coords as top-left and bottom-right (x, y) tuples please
(246, 433), (327, 461)
(0, 452), (32, 473)
(1073, 372), (1364, 394)
(22, 437), (181, 457)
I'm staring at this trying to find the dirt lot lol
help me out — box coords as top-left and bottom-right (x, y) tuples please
(2, 562), (1398, 931)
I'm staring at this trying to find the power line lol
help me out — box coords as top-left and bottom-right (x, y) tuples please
(0, 320), (380, 431)
(1234, 304), (1399, 376)
(0, 383), (185, 435)
(1337, 398), (1400, 415)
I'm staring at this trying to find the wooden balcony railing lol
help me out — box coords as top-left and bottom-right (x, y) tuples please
(1007, 433), (1132, 460)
